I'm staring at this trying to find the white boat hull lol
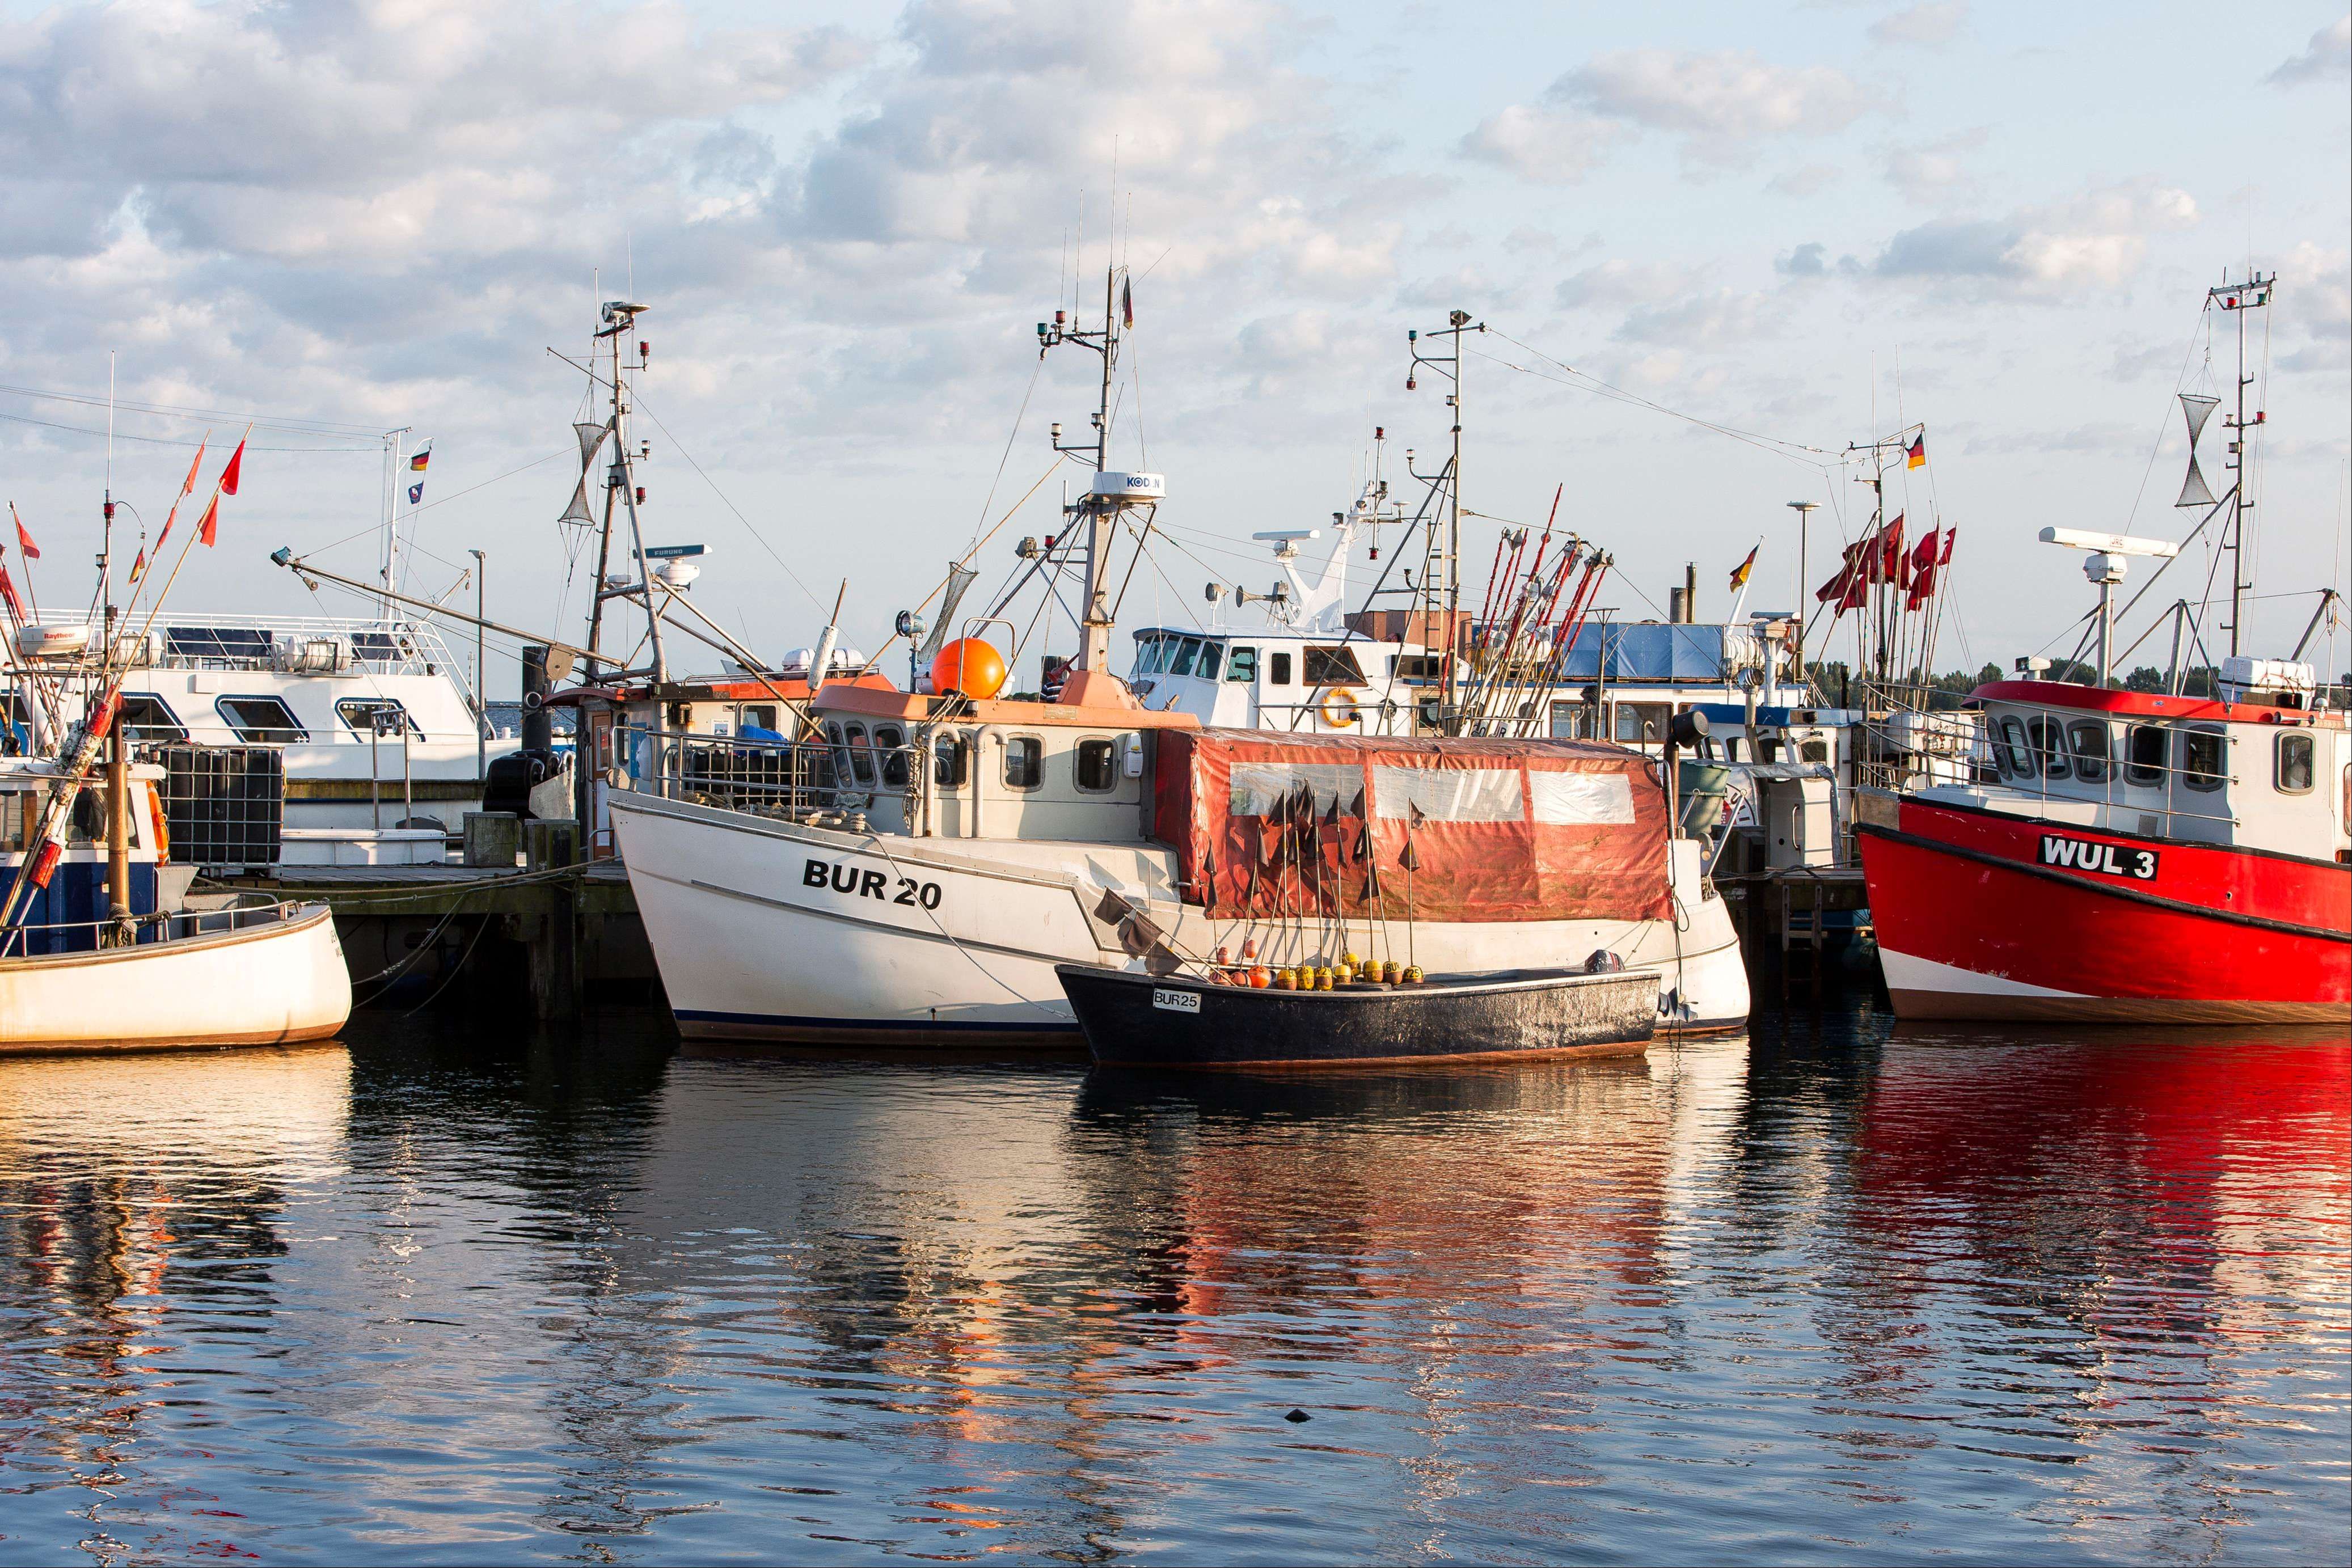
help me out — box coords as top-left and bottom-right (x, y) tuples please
(0, 904), (353, 1054)
(610, 792), (1749, 1044)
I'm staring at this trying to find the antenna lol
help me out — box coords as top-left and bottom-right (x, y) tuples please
(2041, 527), (2180, 685)
(2206, 270), (2274, 657)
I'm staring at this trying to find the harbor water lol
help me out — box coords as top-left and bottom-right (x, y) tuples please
(1, 1006), (2345, 1563)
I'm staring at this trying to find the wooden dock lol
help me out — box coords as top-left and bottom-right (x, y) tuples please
(219, 860), (653, 1018)
(1714, 865), (1873, 1000)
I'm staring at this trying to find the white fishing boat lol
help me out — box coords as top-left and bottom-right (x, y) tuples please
(0, 438), (353, 1053)
(0, 755), (349, 1053)
(607, 278), (1749, 1043)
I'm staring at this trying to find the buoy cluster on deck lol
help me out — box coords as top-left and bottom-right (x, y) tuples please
(1202, 941), (1424, 990)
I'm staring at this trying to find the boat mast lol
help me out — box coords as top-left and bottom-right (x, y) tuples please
(1407, 310), (1477, 733)
(1042, 267), (1121, 674)
(378, 425), (412, 619)
(594, 301), (666, 686)
(2211, 270), (2273, 658)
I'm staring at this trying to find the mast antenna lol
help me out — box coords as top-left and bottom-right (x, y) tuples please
(2207, 269), (2273, 657)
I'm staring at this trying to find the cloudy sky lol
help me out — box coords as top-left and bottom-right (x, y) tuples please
(1, 0), (2345, 694)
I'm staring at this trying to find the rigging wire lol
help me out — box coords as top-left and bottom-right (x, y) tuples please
(628, 391), (826, 615)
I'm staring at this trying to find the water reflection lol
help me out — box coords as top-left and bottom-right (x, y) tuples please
(0, 1012), (2342, 1563)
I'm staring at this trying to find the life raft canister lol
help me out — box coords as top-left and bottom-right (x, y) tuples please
(1320, 687), (1362, 728)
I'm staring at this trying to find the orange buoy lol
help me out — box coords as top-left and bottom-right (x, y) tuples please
(930, 638), (1008, 699)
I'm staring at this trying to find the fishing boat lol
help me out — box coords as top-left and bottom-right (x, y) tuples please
(608, 275), (1749, 1043)
(1856, 272), (2350, 1023)
(1055, 962), (1659, 1068)
(0, 445), (353, 1053)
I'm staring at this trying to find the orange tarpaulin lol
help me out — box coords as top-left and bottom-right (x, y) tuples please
(1152, 729), (1670, 923)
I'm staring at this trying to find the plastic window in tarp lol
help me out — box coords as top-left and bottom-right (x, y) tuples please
(1530, 771), (1636, 825)
(1370, 766), (1523, 821)
(1230, 762), (1362, 816)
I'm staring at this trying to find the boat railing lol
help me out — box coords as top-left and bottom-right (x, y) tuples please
(616, 723), (920, 823)
(11, 610), (460, 678)
(0, 897), (306, 958)
(1862, 695), (2244, 838)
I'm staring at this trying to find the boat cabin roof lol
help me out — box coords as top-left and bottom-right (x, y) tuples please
(1971, 679), (2343, 729)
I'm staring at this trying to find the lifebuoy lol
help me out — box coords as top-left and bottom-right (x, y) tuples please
(1320, 687), (1362, 728)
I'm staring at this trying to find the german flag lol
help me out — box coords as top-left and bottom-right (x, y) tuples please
(409, 443), (432, 472)
(1728, 542), (1759, 591)
(1906, 433), (1926, 469)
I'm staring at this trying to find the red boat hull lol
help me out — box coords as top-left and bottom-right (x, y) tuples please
(1857, 798), (2352, 1024)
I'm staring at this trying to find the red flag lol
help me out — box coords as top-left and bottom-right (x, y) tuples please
(1939, 526), (1955, 564)
(0, 561), (22, 620)
(1905, 529), (1941, 609)
(219, 437), (246, 496)
(180, 438), (207, 495)
(197, 492), (221, 547)
(1876, 514), (1906, 584)
(10, 504), (36, 560)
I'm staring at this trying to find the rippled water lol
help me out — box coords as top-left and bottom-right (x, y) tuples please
(1, 1003), (2345, 1564)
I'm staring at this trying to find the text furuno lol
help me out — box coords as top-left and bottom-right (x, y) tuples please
(2038, 835), (2159, 881)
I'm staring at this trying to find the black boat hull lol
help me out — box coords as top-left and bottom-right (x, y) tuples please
(1055, 965), (1661, 1068)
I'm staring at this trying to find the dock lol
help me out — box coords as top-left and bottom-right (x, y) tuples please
(220, 859), (653, 1018)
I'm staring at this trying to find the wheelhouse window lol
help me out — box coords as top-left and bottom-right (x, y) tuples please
(1166, 638), (1204, 678)
(1994, 715), (2035, 779)
(117, 694), (188, 744)
(2276, 732), (2315, 794)
(335, 698), (417, 737)
(1267, 652), (1293, 686)
(1002, 736), (1042, 790)
(737, 704), (780, 735)
(1225, 646), (1256, 683)
(217, 695), (307, 743)
(2181, 727), (2225, 792)
(841, 721), (876, 785)
(934, 737), (968, 788)
(1613, 703), (1670, 746)
(2027, 717), (2071, 780)
(1548, 701), (1598, 740)
(2125, 724), (2167, 787)
(1074, 738), (1117, 793)
(1196, 642), (1222, 681)
(1303, 645), (1366, 686)
(875, 724), (909, 789)
(1800, 739), (1830, 764)
(2066, 720), (2110, 783)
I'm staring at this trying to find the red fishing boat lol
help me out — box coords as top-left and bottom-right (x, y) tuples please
(1857, 272), (2350, 1024)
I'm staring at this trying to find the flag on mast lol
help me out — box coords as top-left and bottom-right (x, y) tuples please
(197, 493), (221, 548)
(1120, 277), (1133, 328)
(10, 504), (35, 560)
(220, 436), (246, 496)
(1906, 433), (1926, 469)
(1728, 542), (1759, 591)
(407, 441), (431, 506)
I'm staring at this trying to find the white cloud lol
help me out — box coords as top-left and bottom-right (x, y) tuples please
(1466, 48), (1875, 181)
(2267, 15), (2350, 86)
(1556, 48), (1875, 163)
(1457, 103), (1620, 183)
(1869, 2), (1970, 48)
(1882, 128), (1990, 202)
(1871, 179), (2200, 294)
